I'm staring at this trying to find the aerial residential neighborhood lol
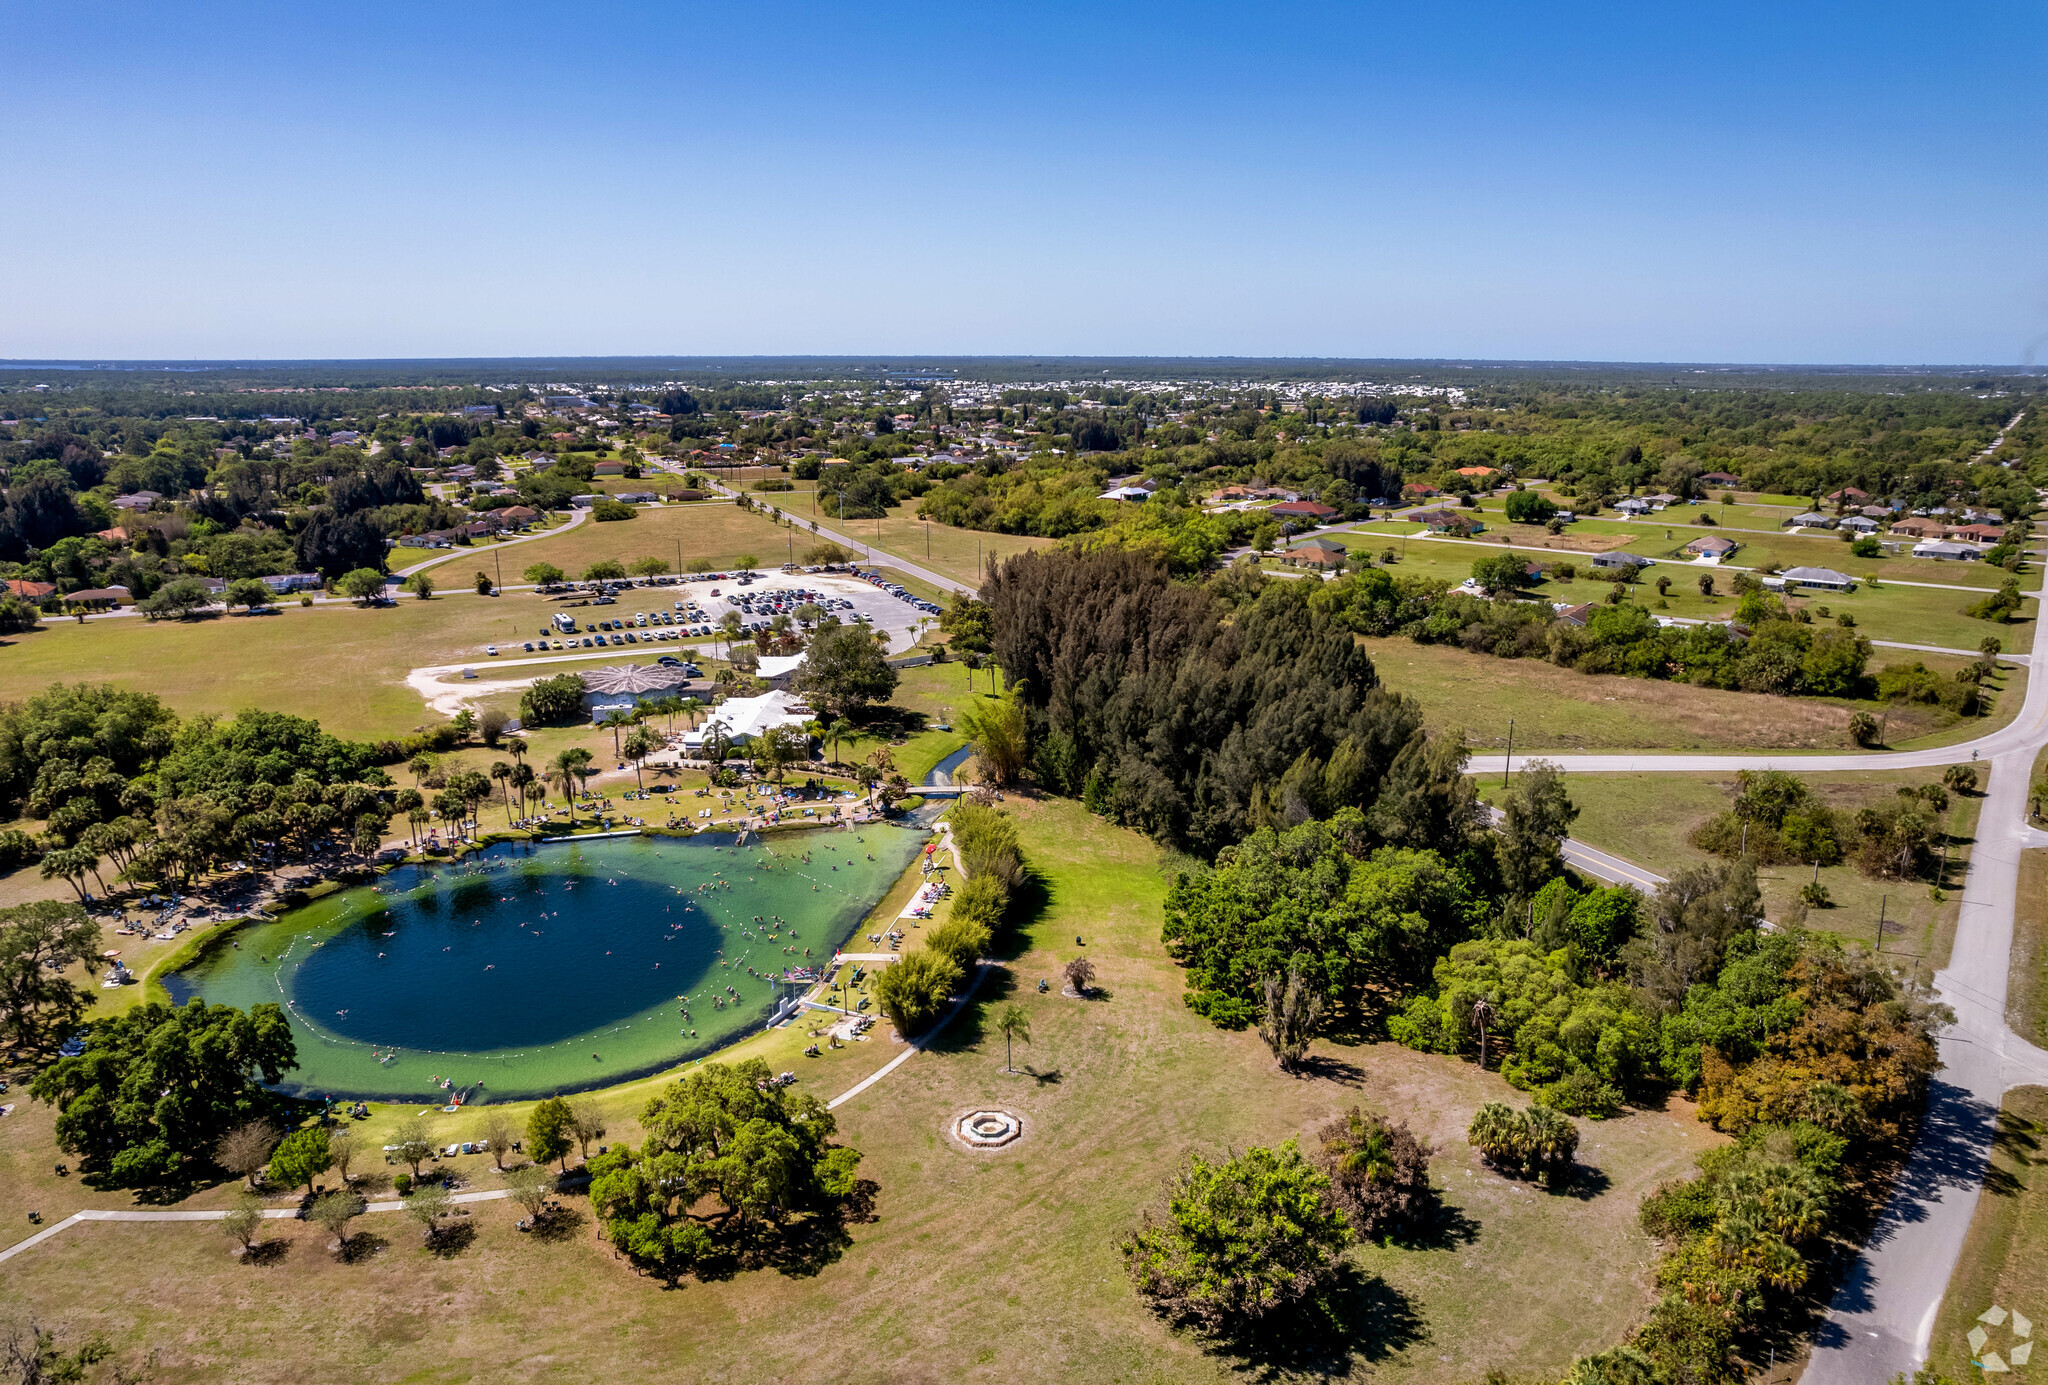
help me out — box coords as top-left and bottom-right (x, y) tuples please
(0, 3), (2042, 1384)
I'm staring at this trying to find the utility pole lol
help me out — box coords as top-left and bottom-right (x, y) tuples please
(1503, 719), (1514, 786)
(1876, 894), (1887, 954)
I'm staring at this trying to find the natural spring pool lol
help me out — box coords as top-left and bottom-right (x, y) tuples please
(161, 823), (932, 1102)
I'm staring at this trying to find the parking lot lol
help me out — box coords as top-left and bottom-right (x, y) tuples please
(481, 569), (940, 660)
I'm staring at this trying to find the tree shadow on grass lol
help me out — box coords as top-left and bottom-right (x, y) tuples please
(1294, 1053), (1367, 1088)
(425, 1220), (477, 1258)
(339, 1231), (388, 1263)
(531, 1205), (587, 1243)
(242, 1238), (291, 1267)
(1200, 1268), (1425, 1383)
(1556, 1163), (1613, 1201)
(1388, 1198), (1479, 1252)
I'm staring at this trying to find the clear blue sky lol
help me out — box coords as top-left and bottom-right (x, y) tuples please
(3, 1), (2042, 364)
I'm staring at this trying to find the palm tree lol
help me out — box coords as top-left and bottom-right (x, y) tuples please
(490, 761), (513, 825)
(995, 1003), (1031, 1073)
(503, 736), (527, 768)
(599, 709), (635, 757)
(548, 749), (592, 818)
(828, 717), (855, 767)
(508, 763), (536, 823)
(718, 611), (743, 660)
(623, 726), (658, 790)
(1470, 995), (1499, 1070)
(1333, 1109), (1396, 1185)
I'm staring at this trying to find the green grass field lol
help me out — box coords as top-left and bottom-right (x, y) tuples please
(0, 795), (1725, 1385)
(1361, 637), (2016, 754)
(1926, 1086), (2048, 1381)
(410, 501), (800, 582)
(1561, 766), (1985, 965)
(2011, 849), (2047, 1047)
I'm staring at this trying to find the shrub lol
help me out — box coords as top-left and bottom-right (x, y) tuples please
(592, 498), (636, 522)
(873, 949), (962, 1036)
(1467, 1102), (1579, 1186)
(923, 915), (990, 970)
(1120, 1141), (1351, 1333)
(1639, 1175), (1718, 1240)
(1313, 1106), (1433, 1240)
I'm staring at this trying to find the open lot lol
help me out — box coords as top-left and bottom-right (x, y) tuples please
(410, 499), (799, 582)
(1561, 766), (1985, 964)
(1925, 1085), (2048, 1382)
(1361, 637), (2018, 753)
(0, 795), (1722, 1385)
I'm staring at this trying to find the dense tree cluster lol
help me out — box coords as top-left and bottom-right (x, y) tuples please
(0, 683), (394, 896)
(1391, 940), (1658, 1114)
(1688, 768), (1957, 881)
(986, 547), (1460, 855)
(1163, 811), (1484, 1027)
(588, 1059), (865, 1284)
(29, 998), (297, 1187)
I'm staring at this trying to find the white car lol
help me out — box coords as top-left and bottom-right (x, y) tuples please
(485, 645), (498, 656)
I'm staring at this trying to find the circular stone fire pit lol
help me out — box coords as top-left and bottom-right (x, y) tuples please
(953, 1109), (1023, 1149)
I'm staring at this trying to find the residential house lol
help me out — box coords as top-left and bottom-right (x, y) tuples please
(261, 573), (324, 594)
(497, 505), (541, 529)
(1614, 497), (1652, 516)
(1824, 487), (1870, 504)
(462, 405), (497, 418)
(1283, 537), (1350, 569)
(1888, 517), (1945, 539)
(3, 579), (56, 600)
(1402, 483), (1442, 499)
(593, 461), (626, 477)
(1591, 552), (1654, 573)
(65, 586), (129, 610)
(1643, 492), (1681, 509)
(1913, 540), (1982, 562)
(1454, 466), (1498, 480)
(666, 489), (707, 502)
(614, 491), (657, 505)
(1269, 500), (1338, 523)
(1099, 485), (1151, 502)
(1781, 566), (1856, 590)
(111, 491), (162, 512)
(1553, 602), (1597, 627)
(1412, 508), (1485, 535)
(1860, 504), (1895, 519)
(327, 430), (361, 445)
(1950, 523), (2006, 544)
(1699, 471), (1743, 488)
(1683, 535), (1739, 558)
(1784, 511), (1835, 529)
(1838, 515), (1880, 533)
(94, 527), (129, 544)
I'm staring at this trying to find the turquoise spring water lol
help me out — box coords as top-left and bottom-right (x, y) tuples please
(161, 824), (932, 1102)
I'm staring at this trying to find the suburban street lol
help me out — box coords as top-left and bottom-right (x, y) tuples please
(1472, 578), (2048, 1382)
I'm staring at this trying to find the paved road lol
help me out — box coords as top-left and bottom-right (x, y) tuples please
(1481, 805), (1667, 889)
(1452, 518), (2048, 1381)
(1471, 614), (2048, 1382)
